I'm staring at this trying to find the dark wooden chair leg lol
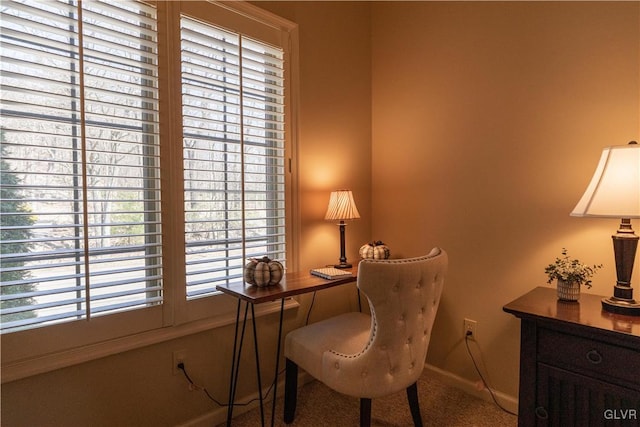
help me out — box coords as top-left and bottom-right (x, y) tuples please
(406, 382), (423, 427)
(360, 398), (372, 427)
(284, 358), (298, 424)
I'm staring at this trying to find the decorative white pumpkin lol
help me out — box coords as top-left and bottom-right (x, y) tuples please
(359, 241), (391, 260)
(244, 256), (284, 287)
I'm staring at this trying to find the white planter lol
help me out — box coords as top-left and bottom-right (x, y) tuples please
(557, 279), (580, 301)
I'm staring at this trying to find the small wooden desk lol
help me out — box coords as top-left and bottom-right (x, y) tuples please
(216, 270), (357, 427)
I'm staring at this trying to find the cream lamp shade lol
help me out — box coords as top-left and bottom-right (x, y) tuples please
(325, 190), (361, 220)
(570, 143), (640, 218)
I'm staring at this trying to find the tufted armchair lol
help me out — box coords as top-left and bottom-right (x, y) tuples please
(284, 247), (448, 426)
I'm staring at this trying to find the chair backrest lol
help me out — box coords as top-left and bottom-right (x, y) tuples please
(322, 247), (448, 398)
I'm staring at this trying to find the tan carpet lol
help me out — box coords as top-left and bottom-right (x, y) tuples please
(223, 371), (518, 426)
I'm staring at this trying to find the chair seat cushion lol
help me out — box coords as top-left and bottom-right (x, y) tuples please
(285, 312), (371, 381)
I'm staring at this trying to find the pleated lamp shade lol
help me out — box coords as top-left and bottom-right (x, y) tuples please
(325, 190), (361, 221)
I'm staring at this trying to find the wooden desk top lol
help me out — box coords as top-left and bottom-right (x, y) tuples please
(215, 270), (357, 304)
(503, 287), (640, 338)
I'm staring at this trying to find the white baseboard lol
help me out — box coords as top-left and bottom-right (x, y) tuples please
(176, 392), (263, 427)
(179, 366), (518, 426)
(176, 371), (313, 427)
(424, 363), (519, 415)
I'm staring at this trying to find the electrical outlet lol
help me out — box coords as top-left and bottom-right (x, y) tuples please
(173, 349), (187, 375)
(464, 318), (477, 340)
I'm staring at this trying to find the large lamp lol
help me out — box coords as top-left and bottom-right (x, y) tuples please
(325, 190), (360, 269)
(571, 141), (640, 316)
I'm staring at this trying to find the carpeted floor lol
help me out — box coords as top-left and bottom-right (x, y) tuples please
(222, 370), (518, 426)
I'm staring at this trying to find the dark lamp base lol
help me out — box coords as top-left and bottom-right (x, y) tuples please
(334, 263), (352, 269)
(604, 219), (640, 316)
(602, 297), (640, 316)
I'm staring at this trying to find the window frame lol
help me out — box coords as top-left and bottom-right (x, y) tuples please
(0, 0), (299, 384)
(0, 0), (163, 333)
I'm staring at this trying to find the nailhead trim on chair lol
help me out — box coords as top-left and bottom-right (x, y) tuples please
(284, 248), (447, 426)
(327, 253), (446, 386)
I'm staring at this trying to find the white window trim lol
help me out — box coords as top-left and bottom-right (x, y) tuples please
(0, 0), (300, 384)
(2, 298), (300, 383)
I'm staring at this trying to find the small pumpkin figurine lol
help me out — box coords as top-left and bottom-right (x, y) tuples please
(359, 240), (391, 260)
(244, 256), (284, 287)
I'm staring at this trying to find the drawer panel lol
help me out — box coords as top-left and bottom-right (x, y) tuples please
(537, 327), (640, 387)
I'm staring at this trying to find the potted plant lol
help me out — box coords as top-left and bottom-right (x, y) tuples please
(544, 248), (602, 301)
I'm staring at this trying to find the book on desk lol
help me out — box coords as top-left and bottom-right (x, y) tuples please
(310, 267), (354, 280)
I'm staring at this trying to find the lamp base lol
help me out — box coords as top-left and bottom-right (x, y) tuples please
(602, 296), (640, 316)
(602, 219), (639, 316)
(334, 262), (352, 269)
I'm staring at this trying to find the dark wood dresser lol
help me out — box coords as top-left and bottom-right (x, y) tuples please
(504, 287), (640, 426)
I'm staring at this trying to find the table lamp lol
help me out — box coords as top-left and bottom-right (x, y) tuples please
(325, 190), (360, 269)
(571, 141), (640, 316)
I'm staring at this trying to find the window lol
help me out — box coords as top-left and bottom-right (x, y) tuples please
(1, 0), (161, 333)
(181, 17), (286, 299)
(0, 0), (297, 380)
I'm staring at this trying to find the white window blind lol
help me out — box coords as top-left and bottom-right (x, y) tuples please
(0, 0), (161, 333)
(180, 17), (286, 298)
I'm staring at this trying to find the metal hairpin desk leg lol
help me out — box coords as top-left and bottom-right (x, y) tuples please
(226, 298), (286, 427)
(250, 304), (265, 426)
(226, 301), (266, 427)
(270, 299), (285, 427)
(226, 301), (247, 426)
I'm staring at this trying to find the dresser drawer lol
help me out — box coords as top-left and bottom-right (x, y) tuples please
(537, 327), (640, 387)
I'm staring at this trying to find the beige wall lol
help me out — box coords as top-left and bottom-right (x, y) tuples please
(371, 0), (639, 398)
(2, 1), (639, 425)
